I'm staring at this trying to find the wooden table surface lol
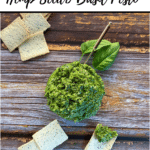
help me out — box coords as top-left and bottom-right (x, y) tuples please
(1, 13), (149, 150)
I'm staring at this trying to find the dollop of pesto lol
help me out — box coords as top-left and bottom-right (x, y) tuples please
(95, 124), (118, 143)
(45, 61), (105, 122)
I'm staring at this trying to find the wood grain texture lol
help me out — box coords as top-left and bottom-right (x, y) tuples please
(1, 50), (149, 133)
(1, 136), (149, 150)
(1, 13), (149, 48)
(1, 13), (149, 149)
(1, 124), (149, 138)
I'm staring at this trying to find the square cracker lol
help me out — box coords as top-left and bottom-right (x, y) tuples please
(84, 131), (117, 150)
(19, 32), (49, 61)
(18, 139), (39, 150)
(20, 13), (49, 19)
(32, 120), (68, 150)
(0, 17), (29, 52)
(22, 13), (50, 35)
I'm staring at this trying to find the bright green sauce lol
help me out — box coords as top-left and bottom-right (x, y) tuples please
(95, 124), (118, 143)
(45, 61), (105, 122)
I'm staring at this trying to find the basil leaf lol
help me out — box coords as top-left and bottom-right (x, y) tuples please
(80, 39), (111, 61)
(93, 42), (120, 71)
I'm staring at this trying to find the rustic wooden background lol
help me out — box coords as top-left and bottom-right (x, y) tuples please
(1, 13), (149, 150)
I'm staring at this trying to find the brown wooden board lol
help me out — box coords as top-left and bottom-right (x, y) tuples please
(1, 13), (149, 150)
(1, 13), (149, 47)
(1, 136), (149, 150)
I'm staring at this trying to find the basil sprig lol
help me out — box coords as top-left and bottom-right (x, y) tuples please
(80, 39), (111, 61)
(80, 39), (120, 71)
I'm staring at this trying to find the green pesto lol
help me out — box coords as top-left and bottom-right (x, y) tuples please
(95, 124), (118, 143)
(45, 61), (105, 122)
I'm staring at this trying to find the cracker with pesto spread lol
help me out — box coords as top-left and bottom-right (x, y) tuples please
(18, 139), (39, 150)
(32, 120), (68, 150)
(0, 17), (29, 52)
(85, 133), (117, 150)
(85, 124), (118, 150)
(19, 32), (49, 61)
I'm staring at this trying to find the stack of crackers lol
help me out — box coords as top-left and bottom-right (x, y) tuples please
(0, 13), (51, 61)
(18, 120), (68, 150)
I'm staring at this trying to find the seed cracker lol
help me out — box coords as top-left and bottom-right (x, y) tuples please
(22, 13), (50, 35)
(0, 17), (29, 52)
(32, 119), (68, 150)
(19, 32), (49, 61)
(18, 139), (39, 150)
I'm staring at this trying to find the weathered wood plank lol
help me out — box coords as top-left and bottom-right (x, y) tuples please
(1, 31), (149, 48)
(1, 136), (149, 150)
(2, 44), (149, 53)
(1, 13), (149, 47)
(1, 13), (149, 33)
(1, 91), (149, 129)
(48, 13), (149, 33)
(1, 50), (149, 72)
(44, 31), (149, 46)
(1, 49), (149, 130)
(1, 124), (149, 138)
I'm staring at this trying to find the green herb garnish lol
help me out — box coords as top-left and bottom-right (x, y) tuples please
(80, 39), (111, 61)
(80, 39), (120, 71)
(95, 124), (118, 143)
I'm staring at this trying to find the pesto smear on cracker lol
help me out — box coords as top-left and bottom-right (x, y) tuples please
(95, 124), (118, 143)
(45, 61), (105, 122)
